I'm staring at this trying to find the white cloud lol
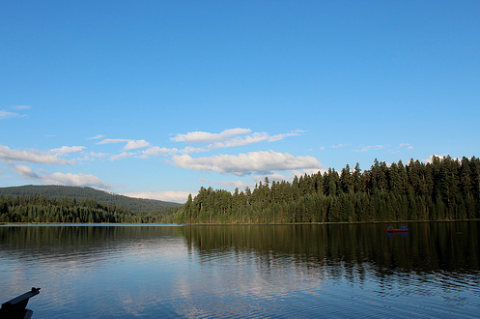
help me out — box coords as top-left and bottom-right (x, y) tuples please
(140, 146), (178, 158)
(13, 165), (39, 179)
(110, 152), (134, 161)
(171, 150), (323, 176)
(97, 138), (150, 150)
(125, 139), (150, 150)
(171, 128), (301, 146)
(13, 165), (111, 189)
(268, 131), (302, 142)
(0, 110), (27, 120)
(221, 131), (298, 147)
(399, 143), (414, 150)
(331, 144), (348, 149)
(50, 146), (86, 156)
(88, 134), (105, 140)
(354, 145), (385, 152)
(97, 138), (130, 145)
(170, 130), (301, 154)
(107, 146), (178, 161)
(123, 191), (191, 204)
(180, 146), (204, 154)
(223, 132), (269, 147)
(78, 152), (109, 161)
(44, 172), (111, 188)
(104, 129), (302, 161)
(171, 128), (251, 144)
(0, 144), (75, 165)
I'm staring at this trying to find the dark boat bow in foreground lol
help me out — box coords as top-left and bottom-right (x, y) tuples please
(0, 287), (41, 319)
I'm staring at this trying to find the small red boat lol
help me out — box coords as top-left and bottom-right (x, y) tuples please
(387, 226), (408, 232)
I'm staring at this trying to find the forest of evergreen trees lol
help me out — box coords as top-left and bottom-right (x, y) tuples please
(0, 194), (178, 224)
(0, 185), (181, 212)
(175, 156), (480, 224)
(1, 155), (478, 225)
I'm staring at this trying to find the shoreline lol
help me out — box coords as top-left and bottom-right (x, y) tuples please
(1, 219), (478, 226)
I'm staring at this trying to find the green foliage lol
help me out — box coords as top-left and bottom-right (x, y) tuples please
(175, 156), (480, 224)
(0, 195), (180, 224)
(0, 185), (182, 212)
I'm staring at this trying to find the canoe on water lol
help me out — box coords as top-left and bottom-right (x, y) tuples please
(387, 226), (408, 232)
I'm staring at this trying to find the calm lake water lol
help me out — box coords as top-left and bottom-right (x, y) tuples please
(1, 222), (479, 318)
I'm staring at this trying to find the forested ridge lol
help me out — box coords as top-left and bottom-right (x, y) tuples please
(175, 156), (480, 224)
(0, 193), (179, 224)
(0, 185), (181, 212)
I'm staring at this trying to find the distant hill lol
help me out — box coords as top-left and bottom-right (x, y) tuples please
(0, 185), (182, 212)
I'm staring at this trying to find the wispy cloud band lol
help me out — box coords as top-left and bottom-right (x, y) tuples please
(171, 150), (322, 176)
(0, 110), (27, 120)
(0, 144), (75, 165)
(13, 165), (111, 189)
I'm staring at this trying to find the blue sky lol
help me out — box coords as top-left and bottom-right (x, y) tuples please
(1, 1), (479, 203)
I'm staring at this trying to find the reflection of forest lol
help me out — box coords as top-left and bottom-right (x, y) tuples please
(182, 222), (480, 274)
(1, 223), (479, 275)
(0, 226), (185, 263)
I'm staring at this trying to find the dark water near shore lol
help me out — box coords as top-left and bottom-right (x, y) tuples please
(1, 222), (479, 318)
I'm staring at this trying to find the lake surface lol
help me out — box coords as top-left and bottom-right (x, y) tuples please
(1, 222), (479, 318)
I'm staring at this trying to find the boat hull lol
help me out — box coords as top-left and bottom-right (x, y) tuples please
(387, 226), (408, 232)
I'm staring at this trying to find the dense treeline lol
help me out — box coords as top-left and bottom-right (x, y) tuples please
(175, 156), (480, 224)
(0, 195), (179, 224)
(0, 185), (181, 212)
